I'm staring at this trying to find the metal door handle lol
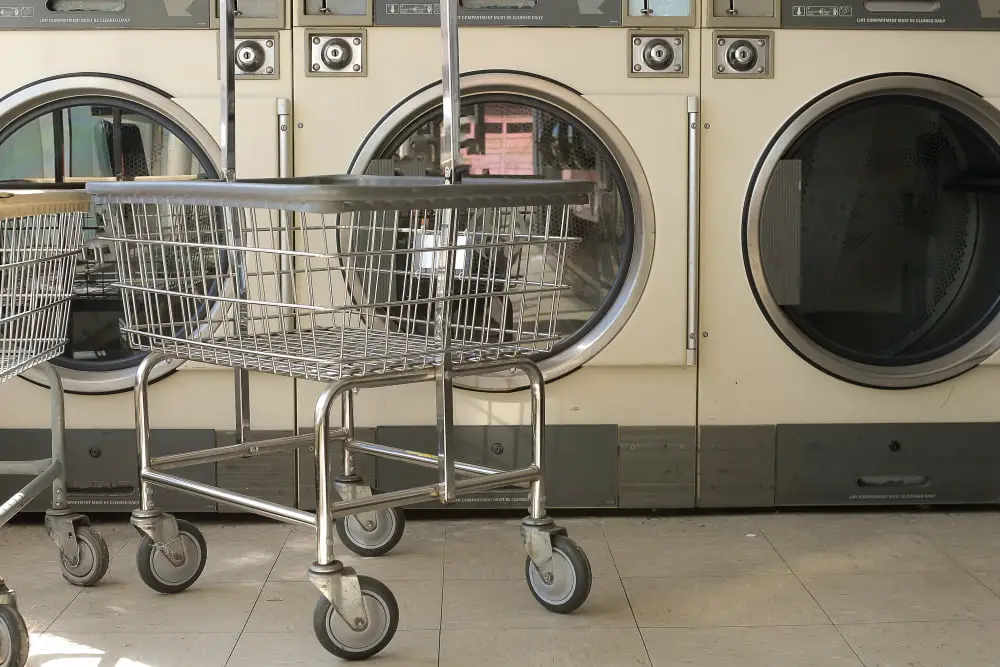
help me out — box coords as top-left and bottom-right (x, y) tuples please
(277, 98), (296, 333)
(686, 95), (700, 366)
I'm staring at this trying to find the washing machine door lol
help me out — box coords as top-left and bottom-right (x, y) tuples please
(746, 73), (1000, 388)
(350, 72), (652, 391)
(0, 74), (222, 394)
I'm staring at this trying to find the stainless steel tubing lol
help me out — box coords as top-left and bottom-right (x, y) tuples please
(341, 388), (357, 477)
(453, 466), (539, 494)
(150, 433), (315, 471)
(330, 483), (441, 518)
(44, 363), (68, 510)
(315, 380), (346, 565)
(142, 469), (315, 527)
(135, 352), (165, 511)
(0, 460), (61, 527)
(345, 439), (524, 483)
(0, 460), (51, 476)
(522, 361), (547, 521)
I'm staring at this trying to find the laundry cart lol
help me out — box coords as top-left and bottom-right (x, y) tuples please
(0, 190), (110, 667)
(88, 172), (594, 660)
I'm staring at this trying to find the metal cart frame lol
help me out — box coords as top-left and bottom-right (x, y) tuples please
(0, 191), (110, 667)
(84, 0), (595, 660)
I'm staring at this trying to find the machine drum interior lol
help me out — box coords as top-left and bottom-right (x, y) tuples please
(364, 97), (632, 360)
(0, 100), (218, 377)
(754, 91), (1000, 385)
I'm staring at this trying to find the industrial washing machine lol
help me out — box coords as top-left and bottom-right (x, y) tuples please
(290, 0), (704, 511)
(697, 0), (1000, 507)
(0, 0), (298, 514)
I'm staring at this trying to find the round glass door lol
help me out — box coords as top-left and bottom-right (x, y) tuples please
(0, 78), (220, 393)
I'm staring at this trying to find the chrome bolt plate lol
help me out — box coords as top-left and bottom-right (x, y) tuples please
(628, 30), (688, 78)
(713, 32), (773, 79)
(307, 31), (366, 77)
(234, 34), (279, 79)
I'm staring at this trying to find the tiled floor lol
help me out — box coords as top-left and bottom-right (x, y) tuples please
(5, 510), (1000, 665)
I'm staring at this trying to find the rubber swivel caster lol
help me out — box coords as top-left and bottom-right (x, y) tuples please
(525, 534), (592, 614)
(136, 519), (207, 594)
(314, 575), (399, 661)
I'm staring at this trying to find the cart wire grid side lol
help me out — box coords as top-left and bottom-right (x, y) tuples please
(87, 175), (595, 661)
(0, 190), (113, 667)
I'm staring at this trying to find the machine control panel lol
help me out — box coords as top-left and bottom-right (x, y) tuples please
(298, 0), (371, 25)
(707, 0), (779, 27)
(782, 0), (1000, 29)
(372, 0), (624, 26)
(624, 0), (695, 26)
(0, 0), (288, 29)
(212, 0), (286, 29)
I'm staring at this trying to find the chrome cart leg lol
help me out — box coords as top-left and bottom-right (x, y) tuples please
(129, 353), (207, 595)
(41, 364), (110, 588)
(309, 381), (398, 660)
(516, 360), (592, 614)
(333, 389), (406, 558)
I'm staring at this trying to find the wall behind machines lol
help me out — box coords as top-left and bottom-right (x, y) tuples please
(9, 0), (1000, 514)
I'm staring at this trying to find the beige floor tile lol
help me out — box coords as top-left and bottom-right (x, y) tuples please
(642, 626), (863, 667)
(764, 529), (959, 575)
(2, 523), (133, 574)
(49, 582), (262, 634)
(800, 572), (1000, 624)
(609, 533), (790, 579)
(439, 627), (651, 667)
(7, 583), (81, 634)
(754, 512), (929, 534)
(624, 575), (828, 628)
(269, 522), (445, 582)
(444, 519), (615, 579)
(601, 514), (777, 540)
(839, 620), (1000, 667)
(913, 511), (1000, 535)
(245, 580), (442, 633)
(441, 576), (633, 630)
(920, 531), (1000, 572)
(966, 571), (1000, 597)
(103, 538), (282, 586)
(226, 629), (439, 667)
(27, 631), (238, 667)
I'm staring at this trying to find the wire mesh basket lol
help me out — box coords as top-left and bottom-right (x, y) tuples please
(0, 191), (89, 383)
(88, 176), (589, 382)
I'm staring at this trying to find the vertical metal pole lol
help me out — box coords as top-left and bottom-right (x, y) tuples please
(220, 0), (251, 444)
(341, 389), (357, 477)
(44, 364), (67, 511)
(135, 353), (164, 511)
(435, 0), (462, 503)
(685, 96), (700, 366)
(314, 383), (342, 565)
(220, 0), (236, 183)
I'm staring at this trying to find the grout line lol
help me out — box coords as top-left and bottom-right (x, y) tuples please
(437, 522), (446, 667)
(599, 518), (655, 666)
(759, 529), (868, 667)
(222, 523), (292, 667)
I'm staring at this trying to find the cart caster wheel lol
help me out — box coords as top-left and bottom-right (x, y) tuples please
(136, 519), (207, 595)
(60, 526), (110, 587)
(336, 505), (406, 558)
(314, 575), (399, 661)
(0, 604), (29, 667)
(525, 534), (592, 614)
